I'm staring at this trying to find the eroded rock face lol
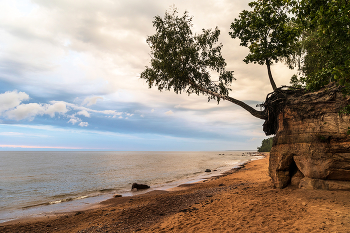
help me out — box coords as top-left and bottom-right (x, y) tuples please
(269, 84), (350, 190)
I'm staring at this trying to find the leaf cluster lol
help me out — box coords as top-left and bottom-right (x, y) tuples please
(229, 0), (301, 65)
(293, 0), (350, 92)
(140, 9), (234, 103)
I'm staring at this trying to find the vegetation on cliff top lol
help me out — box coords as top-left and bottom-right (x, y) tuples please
(290, 0), (350, 95)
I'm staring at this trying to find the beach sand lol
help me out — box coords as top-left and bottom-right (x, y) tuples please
(1, 155), (349, 232)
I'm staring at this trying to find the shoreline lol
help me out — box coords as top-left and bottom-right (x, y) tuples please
(0, 155), (263, 225)
(2, 154), (349, 232)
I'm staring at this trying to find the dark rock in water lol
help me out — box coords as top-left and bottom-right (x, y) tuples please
(114, 194), (122, 198)
(131, 183), (150, 190)
(205, 169), (211, 172)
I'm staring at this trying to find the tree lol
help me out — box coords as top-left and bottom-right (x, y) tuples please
(257, 137), (274, 152)
(291, 0), (350, 93)
(141, 9), (266, 119)
(140, 2), (299, 120)
(229, 0), (301, 91)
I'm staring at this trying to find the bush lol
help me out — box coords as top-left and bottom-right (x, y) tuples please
(257, 137), (274, 152)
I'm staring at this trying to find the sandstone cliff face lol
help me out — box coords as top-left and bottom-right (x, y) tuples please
(269, 84), (350, 190)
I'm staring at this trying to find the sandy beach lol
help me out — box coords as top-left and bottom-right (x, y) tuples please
(1, 155), (349, 232)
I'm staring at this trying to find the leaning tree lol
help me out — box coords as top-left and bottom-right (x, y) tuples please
(141, 1), (300, 124)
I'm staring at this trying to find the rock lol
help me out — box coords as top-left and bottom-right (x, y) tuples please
(131, 183), (150, 190)
(299, 177), (350, 190)
(299, 177), (328, 190)
(205, 169), (211, 172)
(290, 170), (304, 187)
(326, 180), (350, 190)
(114, 194), (122, 198)
(268, 83), (350, 189)
(74, 212), (82, 216)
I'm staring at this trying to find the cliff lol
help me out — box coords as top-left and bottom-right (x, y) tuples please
(267, 83), (350, 190)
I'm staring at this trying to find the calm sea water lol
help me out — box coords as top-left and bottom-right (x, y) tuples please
(0, 151), (257, 223)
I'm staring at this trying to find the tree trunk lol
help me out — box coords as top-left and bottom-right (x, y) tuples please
(266, 59), (277, 91)
(189, 80), (266, 120)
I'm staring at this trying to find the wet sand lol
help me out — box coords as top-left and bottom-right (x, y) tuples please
(1, 155), (349, 232)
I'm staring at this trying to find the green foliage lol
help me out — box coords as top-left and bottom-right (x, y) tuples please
(339, 105), (350, 115)
(290, 74), (305, 88)
(140, 9), (234, 103)
(229, 0), (301, 66)
(294, 0), (350, 92)
(257, 137), (274, 152)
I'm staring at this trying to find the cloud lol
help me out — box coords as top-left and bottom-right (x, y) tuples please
(0, 90), (133, 128)
(82, 96), (103, 106)
(79, 122), (88, 127)
(0, 91), (68, 121)
(67, 114), (88, 127)
(102, 110), (118, 115)
(165, 110), (174, 115)
(0, 132), (24, 136)
(0, 131), (50, 138)
(77, 110), (90, 117)
(0, 90), (29, 112)
(5, 103), (45, 120)
(67, 115), (81, 125)
(64, 102), (126, 119)
(46, 101), (68, 117)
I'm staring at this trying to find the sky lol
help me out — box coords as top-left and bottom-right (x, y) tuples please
(0, 0), (296, 151)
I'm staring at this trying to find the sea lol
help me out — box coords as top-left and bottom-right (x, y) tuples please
(0, 151), (260, 223)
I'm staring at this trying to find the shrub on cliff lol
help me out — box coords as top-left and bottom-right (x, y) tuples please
(257, 137), (274, 152)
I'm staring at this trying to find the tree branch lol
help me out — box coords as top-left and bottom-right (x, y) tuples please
(189, 80), (267, 120)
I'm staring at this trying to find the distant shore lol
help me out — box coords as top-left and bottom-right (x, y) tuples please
(1, 154), (349, 232)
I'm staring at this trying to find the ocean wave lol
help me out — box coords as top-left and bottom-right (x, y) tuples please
(22, 195), (89, 209)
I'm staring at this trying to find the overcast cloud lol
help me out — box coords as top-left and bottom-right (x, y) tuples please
(0, 0), (296, 150)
